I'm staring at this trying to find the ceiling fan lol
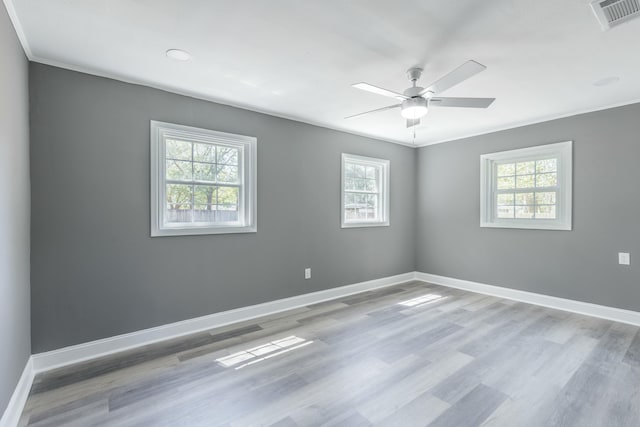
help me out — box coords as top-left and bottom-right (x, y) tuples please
(346, 60), (495, 128)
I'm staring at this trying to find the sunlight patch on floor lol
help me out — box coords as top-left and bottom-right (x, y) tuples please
(216, 335), (313, 369)
(398, 293), (447, 307)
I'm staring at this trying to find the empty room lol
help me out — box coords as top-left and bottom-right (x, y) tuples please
(2, 0), (640, 426)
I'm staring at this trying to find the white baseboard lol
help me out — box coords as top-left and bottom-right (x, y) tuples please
(0, 357), (34, 427)
(31, 272), (416, 373)
(416, 272), (640, 327)
(28, 270), (640, 380)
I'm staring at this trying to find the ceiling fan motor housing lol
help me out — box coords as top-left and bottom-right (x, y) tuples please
(403, 86), (432, 98)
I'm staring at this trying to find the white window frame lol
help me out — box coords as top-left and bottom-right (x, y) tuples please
(480, 141), (572, 231)
(150, 121), (257, 237)
(341, 153), (390, 228)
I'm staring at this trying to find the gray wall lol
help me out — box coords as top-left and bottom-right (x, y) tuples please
(29, 63), (416, 353)
(417, 103), (640, 311)
(0, 2), (31, 417)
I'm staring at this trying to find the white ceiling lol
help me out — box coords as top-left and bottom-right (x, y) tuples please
(7, 0), (640, 146)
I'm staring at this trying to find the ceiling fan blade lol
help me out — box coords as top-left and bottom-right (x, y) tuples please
(345, 104), (401, 119)
(406, 118), (421, 128)
(352, 83), (408, 100)
(420, 60), (487, 96)
(429, 97), (495, 108)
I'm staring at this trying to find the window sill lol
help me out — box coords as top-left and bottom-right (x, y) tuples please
(341, 221), (390, 229)
(151, 225), (257, 237)
(480, 221), (571, 231)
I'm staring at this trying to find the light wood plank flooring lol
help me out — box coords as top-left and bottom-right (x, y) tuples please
(19, 281), (640, 426)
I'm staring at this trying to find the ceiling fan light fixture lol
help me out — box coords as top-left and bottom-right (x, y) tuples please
(166, 49), (191, 61)
(401, 98), (428, 119)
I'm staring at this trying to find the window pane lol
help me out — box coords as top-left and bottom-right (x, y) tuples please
(496, 205), (514, 218)
(354, 164), (366, 178)
(516, 161), (535, 175)
(166, 160), (192, 181)
(354, 194), (368, 219)
(217, 208), (238, 222)
(365, 178), (378, 192)
(218, 204), (237, 210)
(367, 194), (378, 219)
(216, 185), (239, 222)
(217, 146), (239, 165)
(497, 177), (515, 190)
(344, 177), (355, 191)
(344, 192), (355, 206)
(535, 205), (557, 219)
(166, 184), (192, 206)
(366, 166), (377, 179)
(193, 162), (216, 181)
(515, 193), (534, 205)
(345, 191), (356, 220)
(193, 143), (215, 163)
(217, 165), (239, 183)
(194, 205), (216, 222)
(217, 186), (239, 206)
(536, 173), (557, 188)
(516, 175), (535, 189)
(497, 163), (515, 177)
(536, 158), (557, 173)
(165, 206), (192, 223)
(166, 139), (192, 161)
(344, 192), (356, 220)
(194, 185), (216, 205)
(344, 163), (356, 179)
(497, 193), (514, 206)
(214, 187), (239, 222)
(515, 205), (534, 219)
(535, 191), (556, 205)
(165, 184), (192, 223)
(353, 178), (366, 191)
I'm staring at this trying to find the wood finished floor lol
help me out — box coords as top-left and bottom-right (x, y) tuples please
(19, 281), (640, 427)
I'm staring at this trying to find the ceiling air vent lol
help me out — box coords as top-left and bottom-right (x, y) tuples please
(591, 0), (640, 30)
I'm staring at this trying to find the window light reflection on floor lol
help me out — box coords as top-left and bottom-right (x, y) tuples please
(216, 335), (313, 370)
(398, 293), (447, 307)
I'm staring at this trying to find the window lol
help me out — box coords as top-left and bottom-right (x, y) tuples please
(150, 121), (256, 236)
(480, 141), (572, 230)
(341, 153), (389, 228)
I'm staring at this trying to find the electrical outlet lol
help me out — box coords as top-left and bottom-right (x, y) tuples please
(619, 252), (630, 265)
(304, 268), (311, 279)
